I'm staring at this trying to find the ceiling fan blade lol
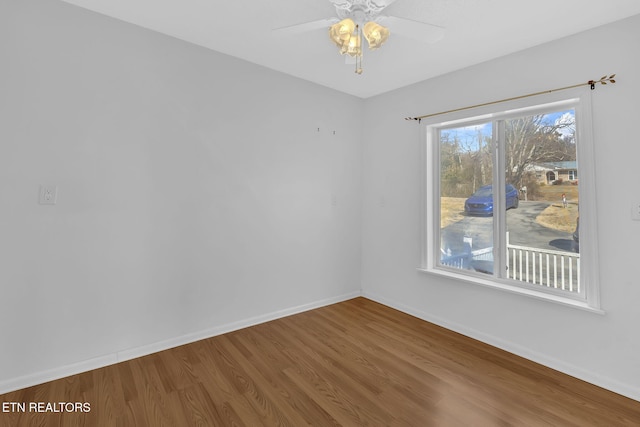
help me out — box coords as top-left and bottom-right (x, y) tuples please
(382, 16), (444, 44)
(273, 18), (338, 36)
(330, 0), (399, 13)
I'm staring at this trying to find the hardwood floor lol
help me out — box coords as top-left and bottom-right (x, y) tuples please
(1, 297), (639, 426)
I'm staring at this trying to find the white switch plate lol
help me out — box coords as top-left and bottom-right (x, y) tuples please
(39, 185), (58, 205)
(632, 201), (640, 221)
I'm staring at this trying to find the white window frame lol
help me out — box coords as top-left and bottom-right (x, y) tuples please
(419, 87), (602, 313)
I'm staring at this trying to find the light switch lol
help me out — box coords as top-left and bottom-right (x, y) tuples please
(39, 185), (58, 205)
(632, 201), (640, 221)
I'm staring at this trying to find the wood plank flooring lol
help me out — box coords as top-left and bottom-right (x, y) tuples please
(1, 297), (639, 426)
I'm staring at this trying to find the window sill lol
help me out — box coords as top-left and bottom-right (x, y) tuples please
(417, 267), (605, 315)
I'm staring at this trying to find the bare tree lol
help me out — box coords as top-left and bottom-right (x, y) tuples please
(505, 113), (575, 188)
(440, 128), (493, 197)
(439, 112), (573, 198)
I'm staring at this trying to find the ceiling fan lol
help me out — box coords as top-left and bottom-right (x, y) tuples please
(274, 0), (444, 74)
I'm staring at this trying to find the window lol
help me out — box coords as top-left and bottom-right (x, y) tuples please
(420, 88), (601, 311)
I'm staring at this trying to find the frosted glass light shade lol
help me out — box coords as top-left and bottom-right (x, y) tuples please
(363, 21), (389, 49)
(329, 18), (356, 48)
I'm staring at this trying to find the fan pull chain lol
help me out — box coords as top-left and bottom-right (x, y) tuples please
(355, 25), (363, 74)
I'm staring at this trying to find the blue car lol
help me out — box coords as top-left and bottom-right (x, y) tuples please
(464, 184), (519, 216)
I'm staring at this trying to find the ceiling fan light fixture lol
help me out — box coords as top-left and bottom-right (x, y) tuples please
(363, 21), (389, 49)
(326, 4), (395, 74)
(329, 18), (356, 48)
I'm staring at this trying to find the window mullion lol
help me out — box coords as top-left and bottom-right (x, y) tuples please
(424, 125), (437, 270)
(493, 120), (507, 279)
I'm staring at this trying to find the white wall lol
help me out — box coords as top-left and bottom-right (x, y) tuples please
(0, 0), (362, 391)
(361, 14), (640, 400)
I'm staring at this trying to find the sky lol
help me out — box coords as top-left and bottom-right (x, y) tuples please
(440, 109), (576, 151)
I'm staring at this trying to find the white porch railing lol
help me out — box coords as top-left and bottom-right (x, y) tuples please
(440, 234), (580, 293)
(506, 233), (580, 293)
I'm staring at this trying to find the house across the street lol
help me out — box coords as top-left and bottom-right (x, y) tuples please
(530, 161), (578, 184)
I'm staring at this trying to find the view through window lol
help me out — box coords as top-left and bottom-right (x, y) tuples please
(428, 97), (593, 302)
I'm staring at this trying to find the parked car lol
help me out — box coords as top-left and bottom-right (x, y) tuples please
(464, 184), (519, 216)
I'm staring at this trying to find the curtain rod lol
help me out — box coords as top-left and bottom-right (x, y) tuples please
(404, 74), (616, 123)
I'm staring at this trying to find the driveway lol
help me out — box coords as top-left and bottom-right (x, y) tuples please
(440, 201), (575, 255)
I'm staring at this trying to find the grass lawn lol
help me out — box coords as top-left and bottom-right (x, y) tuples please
(532, 184), (578, 204)
(440, 197), (466, 228)
(535, 184), (579, 233)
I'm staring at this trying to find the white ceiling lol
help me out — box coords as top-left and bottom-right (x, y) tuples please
(60, 0), (640, 98)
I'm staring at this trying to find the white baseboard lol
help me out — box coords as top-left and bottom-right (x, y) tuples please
(363, 291), (640, 403)
(0, 353), (118, 397)
(115, 291), (360, 364)
(0, 291), (360, 395)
